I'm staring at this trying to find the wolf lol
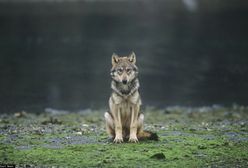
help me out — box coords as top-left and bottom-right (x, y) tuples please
(104, 52), (158, 143)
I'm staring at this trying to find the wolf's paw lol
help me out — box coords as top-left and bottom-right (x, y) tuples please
(113, 136), (123, 143)
(129, 136), (139, 143)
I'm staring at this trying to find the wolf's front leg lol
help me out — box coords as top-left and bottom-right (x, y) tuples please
(129, 105), (139, 143)
(113, 107), (123, 143)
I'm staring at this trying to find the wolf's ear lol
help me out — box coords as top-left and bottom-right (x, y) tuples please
(128, 52), (136, 64)
(112, 53), (119, 65)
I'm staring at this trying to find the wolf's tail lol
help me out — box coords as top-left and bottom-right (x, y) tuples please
(137, 130), (159, 141)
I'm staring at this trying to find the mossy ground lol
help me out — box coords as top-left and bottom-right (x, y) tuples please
(0, 106), (248, 167)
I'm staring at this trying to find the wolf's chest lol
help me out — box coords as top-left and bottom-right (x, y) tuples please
(119, 84), (131, 95)
(112, 91), (141, 106)
(119, 101), (132, 115)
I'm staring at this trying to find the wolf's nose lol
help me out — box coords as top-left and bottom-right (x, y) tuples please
(122, 80), (127, 84)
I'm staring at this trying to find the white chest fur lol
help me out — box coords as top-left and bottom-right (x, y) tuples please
(111, 91), (142, 106)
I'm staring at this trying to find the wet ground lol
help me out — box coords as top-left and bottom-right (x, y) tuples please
(0, 105), (248, 167)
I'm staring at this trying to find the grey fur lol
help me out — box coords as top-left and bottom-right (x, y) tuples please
(111, 78), (140, 96)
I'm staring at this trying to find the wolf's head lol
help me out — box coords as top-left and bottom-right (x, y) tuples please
(110, 52), (138, 84)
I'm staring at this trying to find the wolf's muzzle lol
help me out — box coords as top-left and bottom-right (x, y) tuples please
(122, 80), (127, 84)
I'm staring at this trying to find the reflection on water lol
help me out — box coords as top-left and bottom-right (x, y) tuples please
(0, 0), (248, 113)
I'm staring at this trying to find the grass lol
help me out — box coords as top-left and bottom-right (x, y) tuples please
(0, 105), (248, 167)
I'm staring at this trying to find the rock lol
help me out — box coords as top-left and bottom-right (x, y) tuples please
(41, 117), (62, 125)
(75, 131), (83, 135)
(150, 153), (166, 160)
(14, 111), (27, 118)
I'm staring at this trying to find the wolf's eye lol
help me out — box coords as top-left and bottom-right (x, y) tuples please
(117, 69), (123, 73)
(126, 68), (132, 74)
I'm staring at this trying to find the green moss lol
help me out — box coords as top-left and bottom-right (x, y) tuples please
(0, 106), (248, 167)
(1, 140), (247, 167)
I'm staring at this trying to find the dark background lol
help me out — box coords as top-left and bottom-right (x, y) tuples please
(0, 0), (248, 113)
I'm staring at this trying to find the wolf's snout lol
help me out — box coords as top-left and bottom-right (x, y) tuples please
(122, 79), (127, 84)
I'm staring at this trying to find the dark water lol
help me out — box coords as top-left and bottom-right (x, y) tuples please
(0, 0), (248, 113)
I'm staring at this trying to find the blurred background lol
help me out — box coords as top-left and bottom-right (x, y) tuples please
(0, 0), (248, 113)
